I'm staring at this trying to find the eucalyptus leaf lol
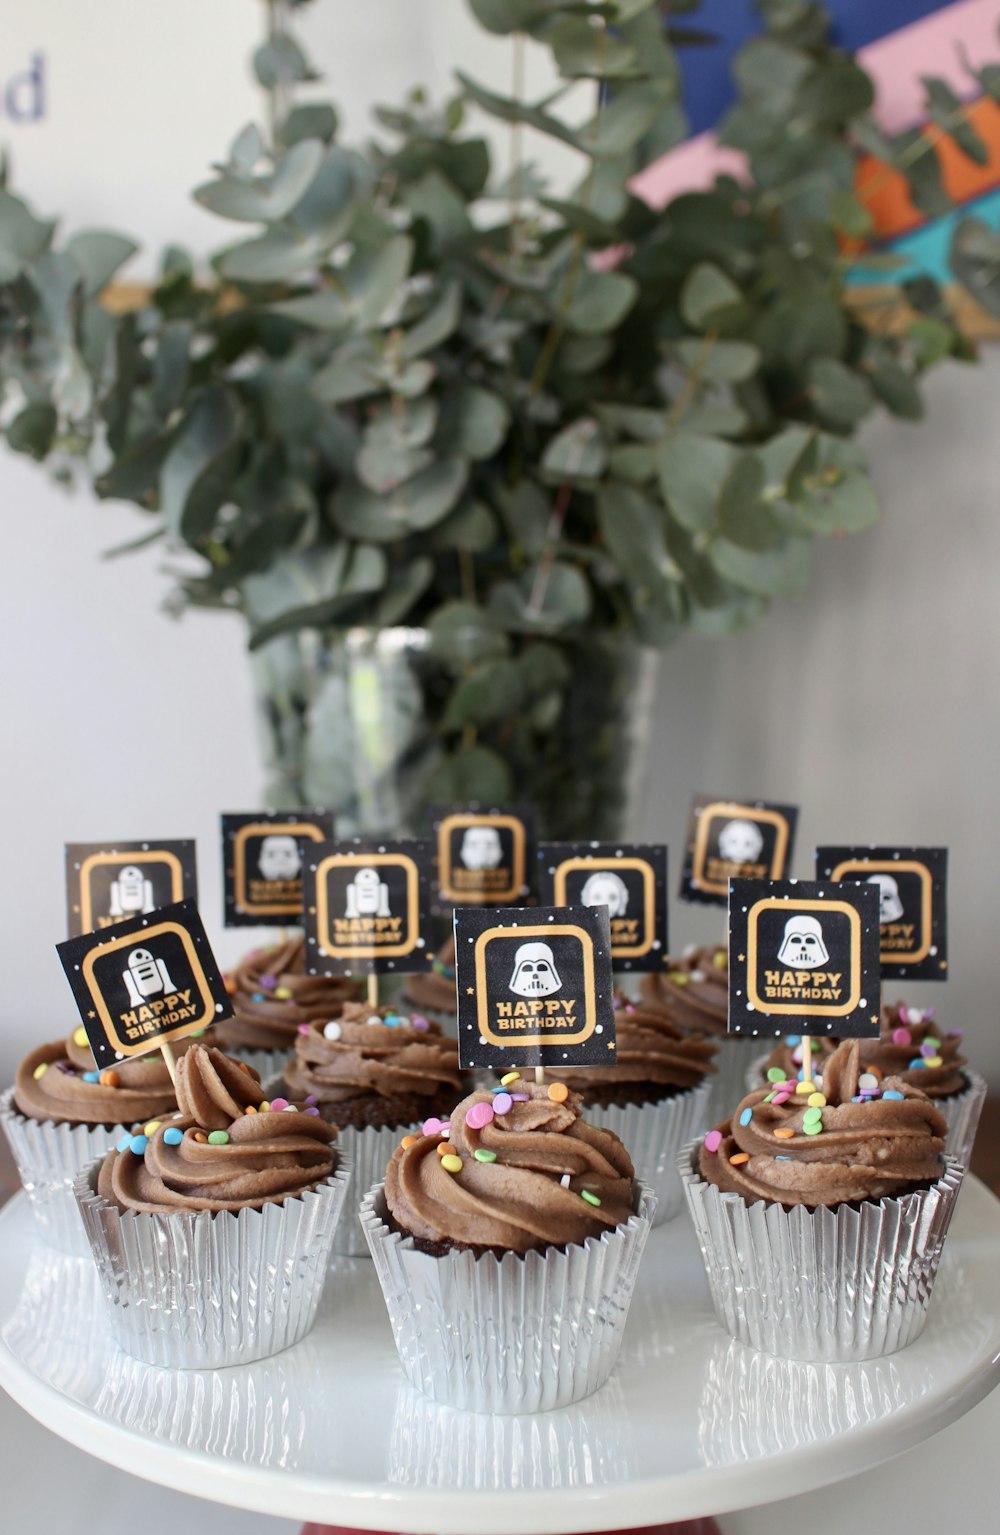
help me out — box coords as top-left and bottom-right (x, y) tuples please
(159, 388), (243, 542)
(195, 139), (325, 224)
(716, 454), (781, 550)
(443, 658), (525, 729)
(680, 262), (745, 329)
(400, 280), (462, 359)
(426, 744), (513, 804)
(65, 230), (138, 296)
(437, 385), (509, 459)
(657, 432), (736, 533)
(562, 267), (638, 334)
(6, 402), (57, 459)
(709, 534), (812, 598)
(330, 458), (468, 541)
(253, 33), (313, 89)
(541, 417), (607, 480)
(807, 357), (873, 431)
(597, 482), (683, 590)
(427, 600), (510, 669)
(489, 561), (591, 633)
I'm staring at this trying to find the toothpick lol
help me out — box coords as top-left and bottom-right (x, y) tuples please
(534, 1065), (546, 1084)
(801, 1034), (813, 1087)
(367, 973), (379, 1010)
(161, 1041), (179, 1091)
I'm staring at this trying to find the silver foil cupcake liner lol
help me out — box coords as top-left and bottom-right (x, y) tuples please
(679, 1141), (964, 1362)
(744, 1056), (987, 1169)
(583, 1078), (714, 1225)
(73, 1150), (352, 1368)
(360, 1177), (655, 1413)
(330, 1120), (420, 1257)
(709, 1037), (761, 1123)
(0, 1087), (130, 1256)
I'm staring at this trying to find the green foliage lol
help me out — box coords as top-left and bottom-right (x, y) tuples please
(0, 0), (994, 821)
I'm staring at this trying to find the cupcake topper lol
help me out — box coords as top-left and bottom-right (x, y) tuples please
(680, 795), (799, 907)
(427, 803), (535, 914)
(815, 846), (948, 981)
(64, 839), (197, 937)
(220, 810), (335, 929)
(538, 841), (668, 973)
(55, 898), (233, 1087)
(727, 878), (882, 1040)
(454, 904), (616, 1072)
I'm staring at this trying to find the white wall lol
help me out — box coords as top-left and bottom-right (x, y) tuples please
(0, 3), (997, 1090)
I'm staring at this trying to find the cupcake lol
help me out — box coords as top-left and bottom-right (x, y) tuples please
(680, 1039), (962, 1361)
(402, 937), (457, 1031)
(282, 1001), (466, 1256)
(216, 934), (362, 1080)
(751, 1003), (985, 1165)
(559, 993), (716, 1223)
(74, 1043), (350, 1368)
(0, 1026), (190, 1254)
(640, 945), (747, 1114)
(361, 1079), (655, 1412)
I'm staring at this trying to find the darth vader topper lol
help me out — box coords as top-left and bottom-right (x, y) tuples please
(680, 795), (798, 906)
(428, 803), (535, 910)
(815, 847), (948, 980)
(454, 905), (616, 1070)
(302, 839), (433, 976)
(728, 878), (882, 1038)
(56, 900), (232, 1070)
(221, 810), (335, 926)
(538, 842), (668, 972)
(65, 840), (198, 938)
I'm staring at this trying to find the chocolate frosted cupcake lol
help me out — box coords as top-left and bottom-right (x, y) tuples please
(680, 1039), (962, 1360)
(217, 935), (362, 1080)
(563, 994), (716, 1223)
(282, 1001), (465, 1255)
(0, 1027), (192, 1254)
(362, 1079), (654, 1411)
(402, 937), (457, 1030)
(75, 1044), (350, 1368)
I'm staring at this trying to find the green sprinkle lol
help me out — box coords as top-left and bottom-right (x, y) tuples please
(764, 1091), (776, 1104)
(803, 1121), (823, 1136)
(474, 1148), (497, 1163)
(803, 1107), (822, 1126)
(766, 1067), (787, 1083)
(581, 1190), (601, 1207)
(207, 1130), (230, 1146)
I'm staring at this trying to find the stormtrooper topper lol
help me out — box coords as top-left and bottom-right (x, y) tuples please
(428, 804), (535, 911)
(728, 878), (882, 1038)
(680, 795), (799, 907)
(302, 839), (433, 976)
(56, 900), (232, 1070)
(65, 840), (198, 938)
(454, 904), (616, 1070)
(221, 811), (335, 926)
(538, 842), (668, 972)
(815, 847), (948, 981)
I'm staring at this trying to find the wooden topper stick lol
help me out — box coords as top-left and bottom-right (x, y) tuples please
(160, 1040), (179, 1091)
(535, 1064), (546, 1084)
(801, 1034), (813, 1087)
(367, 973), (379, 1010)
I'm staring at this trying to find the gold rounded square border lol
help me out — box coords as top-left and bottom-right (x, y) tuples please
(552, 857), (655, 958)
(313, 852), (419, 960)
(438, 814), (526, 905)
(232, 822), (326, 918)
(693, 803), (790, 898)
(746, 897), (863, 1018)
(78, 851), (185, 934)
(81, 920), (215, 1057)
(474, 923), (596, 1048)
(830, 859), (933, 967)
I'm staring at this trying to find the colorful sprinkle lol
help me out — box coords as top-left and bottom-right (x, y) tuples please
(441, 1154), (463, 1174)
(924, 1055), (944, 1068)
(858, 1073), (879, 1094)
(244, 1105), (257, 1114)
(411, 1015), (430, 1032)
(366, 1014), (383, 1026)
(164, 1127), (183, 1146)
(143, 1120), (162, 1136)
(924, 1037), (942, 1050)
(547, 1082), (569, 1103)
(763, 1092), (776, 1104)
(511, 1093), (529, 1101)
(422, 1116), (444, 1136)
(581, 1189), (602, 1206)
(323, 1021), (342, 1040)
(465, 1101), (495, 1130)
(383, 1013), (402, 1028)
(401, 1135), (418, 1149)
(773, 1128), (795, 1140)
(73, 1027), (88, 1048)
(208, 1130), (229, 1145)
(560, 1172), (571, 1186)
(251, 992), (265, 1003)
(795, 1081), (816, 1096)
(305, 1095), (318, 1106)
(908, 1058), (927, 1070)
(771, 1091), (791, 1106)
(892, 1027), (912, 1046)
(729, 1153), (750, 1166)
(493, 1092), (513, 1115)
(304, 1106), (320, 1115)
(116, 1135), (131, 1152)
(803, 1107), (823, 1126)
(259, 975), (277, 991)
(436, 1142), (451, 1158)
(766, 1067), (787, 1083)
(803, 1120), (823, 1136)
(297, 1024), (312, 1036)
(500, 1071), (521, 1086)
(193, 1131), (208, 1143)
(32, 1063), (48, 1080)
(269, 1097), (289, 1112)
(712, 951), (726, 970)
(884, 1090), (905, 1101)
(807, 1093), (826, 1108)
(129, 1135), (148, 1156)
(259, 1101), (270, 1112)
(274, 987), (293, 1000)
(704, 1129), (723, 1153)
(82, 1071), (99, 1084)
(670, 972), (688, 985)
(99, 1069), (120, 1088)
(475, 1148), (497, 1163)
(919, 1042), (938, 1059)
(785, 1035), (801, 1046)
(738, 1108), (753, 1127)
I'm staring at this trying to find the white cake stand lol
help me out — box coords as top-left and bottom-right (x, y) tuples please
(0, 1180), (998, 1532)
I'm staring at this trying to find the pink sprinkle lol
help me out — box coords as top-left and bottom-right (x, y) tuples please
(625, 1003), (635, 1014)
(511, 1093), (529, 1101)
(704, 1129), (722, 1154)
(269, 1097), (289, 1112)
(771, 1092), (791, 1106)
(411, 1015), (430, 1032)
(260, 975), (277, 991)
(422, 1117), (443, 1136)
(613, 996), (623, 1010)
(493, 1092), (513, 1115)
(297, 1024), (312, 1036)
(892, 1028), (912, 1046)
(466, 1101), (495, 1130)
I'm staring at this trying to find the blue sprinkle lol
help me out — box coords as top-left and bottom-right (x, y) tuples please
(116, 1135), (131, 1153)
(383, 1014), (401, 1028)
(908, 1058), (927, 1070)
(163, 1127), (184, 1146)
(83, 1071), (99, 1084)
(776, 1155), (791, 1160)
(785, 1035), (801, 1047)
(852, 1095), (864, 1103)
(883, 1090), (905, 1101)
(129, 1135), (149, 1156)
(252, 992), (266, 1003)
(738, 1108), (753, 1126)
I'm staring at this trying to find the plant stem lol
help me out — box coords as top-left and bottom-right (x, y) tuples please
(509, 33), (526, 261)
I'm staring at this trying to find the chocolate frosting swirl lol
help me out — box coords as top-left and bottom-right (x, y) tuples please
(97, 1045), (336, 1214)
(217, 935), (362, 1052)
(700, 1039), (948, 1208)
(13, 1033), (185, 1127)
(403, 938), (457, 1016)
(384, 1081), (636, 1254)
(640, 946), (729, 1037)
(565, 993), (717, 1102)
(284, 1002), (463, 1112)
(760, 1003), (968, 1099)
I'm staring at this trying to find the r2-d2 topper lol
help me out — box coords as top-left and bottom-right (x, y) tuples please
(122, 947), (177, 1007)
(108, 865), (155, 920)
(345, 867), (391, 919)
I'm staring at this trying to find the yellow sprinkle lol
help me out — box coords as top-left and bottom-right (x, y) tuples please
(795, 1081), (815, 1096)
(72, 1027), (88, 1048)
(670, 972), (689, 985)
(259, 1102), (270, 1112)
(500, 1071), (521, 1087)
(274, 987), (293, 999)
(712, 951), (727, 970)
(440, 1154), (463, 1174)
(807, 1093), (826, 1108)
(32, 1063), (48, 1080)
(400, 1135), (417, 1150)
(729, 1152), (750, 1165)
(925, 1055), (944, 1068)
(773, 1128), (795, 1140)
(143, 1120), (161, 1137)
(547, 1082), (569, 1103)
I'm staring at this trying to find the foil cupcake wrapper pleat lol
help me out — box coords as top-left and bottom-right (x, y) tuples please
(678, 1142), (964, 1362)
(73, 1150), (353, 1369)
(583, 1079), (714, 1224)
(744, 1056), (987, 1169)
(329, 1121), (419, 1257)
(360, 1178), (655, 1414)
(0, 1088), (132, 1256)
(709, 1038), (762, 1124)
